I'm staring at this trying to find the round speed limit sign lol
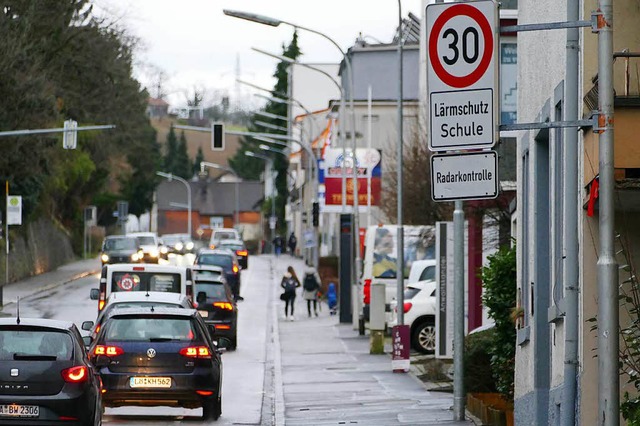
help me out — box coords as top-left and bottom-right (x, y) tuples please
(426, 0), (498, 151)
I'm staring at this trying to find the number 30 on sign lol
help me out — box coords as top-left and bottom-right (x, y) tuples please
(426, 0), (498, 151)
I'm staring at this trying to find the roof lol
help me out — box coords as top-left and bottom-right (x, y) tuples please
(103, 264), (188, 273)
(106, 291), (189, 304)
(157, 179), (264, 216)
(0, 317), (74, 330)
(148, 97), (169, 107)
(197, 249), (234, 257)
(106, 306), (197, 319)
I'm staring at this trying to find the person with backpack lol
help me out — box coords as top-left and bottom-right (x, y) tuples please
(288, 232), (297, 256)
(302, 267), (322, 317)
(280, 266), (300, 321)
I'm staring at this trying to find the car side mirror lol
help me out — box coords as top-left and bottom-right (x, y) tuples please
(94, 355), (110, 368)
(89, 288), (99, 300)
(81, 321), (94, 331)
(216, 337), (230, 353)
(82, 335), (93, 348)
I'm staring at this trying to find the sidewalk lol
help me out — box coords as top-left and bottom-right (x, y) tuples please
(270, 254), (471, 425)
(0, 257), (101, 311)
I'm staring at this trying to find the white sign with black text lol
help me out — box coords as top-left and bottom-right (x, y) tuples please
(431, 151), (498, 201)
(426, 0), (499, 151)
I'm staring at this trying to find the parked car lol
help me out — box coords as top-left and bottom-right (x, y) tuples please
(0, 317), (103, 425)
(89, 263), (194, 312)
(82, 291), (194, 340)
(100, 235), (143, 266)
(194, 249), (242, 301)
(208, 228), (241, 249)
(216, 239), (249, 269)
(128, 232), (163, 263)
(161, 233), (195, 255)
(88, 307), (224, 420)
(194, 276), (238, 350)
(389, 264), (437, 354)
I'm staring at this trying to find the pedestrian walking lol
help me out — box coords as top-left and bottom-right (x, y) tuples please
(327, 282), (338, 315)
(288, 232), (297, 256)
(302, 267), (322, 317)
(273, 234), (284, 256)
(280, 266), (300, 321)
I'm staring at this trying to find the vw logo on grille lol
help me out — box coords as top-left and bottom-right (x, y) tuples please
(146, 348), (156, 358)
(10, 369), (18, 377)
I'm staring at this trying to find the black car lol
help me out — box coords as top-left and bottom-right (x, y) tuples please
(0, 318), (102, 425)
(100, 235), (143, 266)
(194, 278), (238, 350)
(88, 307), (223, 421)
(216, 239), (248, 269)
(194, 249), (242, 301)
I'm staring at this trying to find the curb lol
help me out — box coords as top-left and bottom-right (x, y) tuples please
(271, 256), (285, 426)
(0, 269), (100, 310)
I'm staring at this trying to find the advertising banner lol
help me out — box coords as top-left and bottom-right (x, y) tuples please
(323, 148), (381, 211)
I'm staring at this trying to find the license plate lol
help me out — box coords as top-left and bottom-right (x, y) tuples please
(130, 377), (172, 388)
(0, 404), (39, 418)
(198, 310), (209, 318)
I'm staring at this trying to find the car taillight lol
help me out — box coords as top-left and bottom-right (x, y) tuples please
(213, 302), (233, 311)
(98, 300), (105, 311)
(93, 345), (124, 357)
(232, 264), (239, 274)
(95, 324), (101, 334)
(179, 346), (212, 359)
(196, 390), (214, 396)
(215, 324), (231, 330)
(403, 302), (413, 313)
(61, 366), (87, 383)
(363, 279), (372, 305)
(236, 250), (248, 256)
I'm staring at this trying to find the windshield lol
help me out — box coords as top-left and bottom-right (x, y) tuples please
(419, 266), (436, 282)
(196, 254), (233, 269)
(104, 317), (197, 342)
(0, 328), (73, 361)
(104, 238), (138, 251)
(111, 272), (182, 293)
(213, 232), (235, 241)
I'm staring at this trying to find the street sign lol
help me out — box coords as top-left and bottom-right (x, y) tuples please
(427, 0), (499, 151)
(431, 151), (498, 201)
(211, 123), (225, 151)
(269, 215), (276, 230)
(6, 195), (22, 225)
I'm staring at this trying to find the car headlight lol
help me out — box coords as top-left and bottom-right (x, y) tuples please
(131, 253), (140, 261)
(160, 246), (168, 254)
(186, 242), (194, 250)
(149, 249), (159, 258)
(101, 254), (109, 262)
(175, 242), (184, 251)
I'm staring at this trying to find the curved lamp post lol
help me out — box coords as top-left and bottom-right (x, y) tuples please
(200, 162), (240, 227)
(156, 171), (192, 237)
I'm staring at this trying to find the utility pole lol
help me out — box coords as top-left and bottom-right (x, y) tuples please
(596, 0), (618, 424)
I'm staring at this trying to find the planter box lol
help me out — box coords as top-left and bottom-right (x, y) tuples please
(466, 393), (514, 426)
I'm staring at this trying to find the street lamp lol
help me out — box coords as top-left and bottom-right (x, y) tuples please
(156, 172), (192, 237)
(200, 162), (240, 227)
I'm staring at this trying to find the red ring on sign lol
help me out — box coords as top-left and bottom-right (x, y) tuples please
(429, 3), (493, 88)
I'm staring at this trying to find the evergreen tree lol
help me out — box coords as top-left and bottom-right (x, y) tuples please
(228, 31), (301, 231)
(164, 126), (178, 172)
(174, 130), (192, 179)
(193, 146), (204, 176)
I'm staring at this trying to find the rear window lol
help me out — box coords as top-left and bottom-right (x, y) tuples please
(219, 243), (243, 251)
(0, 328), (73, 361)
(214, 232), (235, 241)
(419, 266), (436, 282)
(136, 236), (156, 245)
(196, 254), (232, 269)
(104, 238), (138, 251)
(195, 282), (227, 300)
(193, 270), (223, 280)
(111, 272), (182, 293)
(404, 287), (421, 300)
(104, 317), (198, 342)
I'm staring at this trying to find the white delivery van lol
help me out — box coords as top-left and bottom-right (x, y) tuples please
(90, 264), (193, 312)
(360, 224), (435, 324)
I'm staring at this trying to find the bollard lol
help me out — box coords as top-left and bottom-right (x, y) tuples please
(369, 282), (385, 354)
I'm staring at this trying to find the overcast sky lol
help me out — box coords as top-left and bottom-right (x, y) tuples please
(94, 0), (425, 108)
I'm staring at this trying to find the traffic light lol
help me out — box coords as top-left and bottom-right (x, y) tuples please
(312, 202), (320, 227)
(211, 122), (225, 151)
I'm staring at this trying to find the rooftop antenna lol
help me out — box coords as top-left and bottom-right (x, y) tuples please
(16, 296), (20, 325)
(150, 305), (155, 313)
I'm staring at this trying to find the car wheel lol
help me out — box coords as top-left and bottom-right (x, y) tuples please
(229, 335), (237, 351)
(202, 395), (222, 421)
(412, 320), (436, 354)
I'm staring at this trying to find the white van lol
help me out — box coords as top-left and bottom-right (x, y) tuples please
(209, 228), (241, 249)
(90, 264), (193, 312)
(360, 225), (435, 323)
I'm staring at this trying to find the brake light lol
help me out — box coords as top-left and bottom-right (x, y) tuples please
(196, 390), (214, 396)
(179, 346), (212, 359)
(133, 266), (145, 271)
(93, 345), (124, 357)
(213, 302), (233, 311)
(61, 366), (87, 383)
(98, 300), (105, 311)
(95, 324), (101, 334)
(215, 324), (231, 330)
(363, 279), (372, 304)
(403, 302), (413, 313)
(232, 264), (239, 274)
(59, 416), (79, 421)
(236, 250), (248, 256)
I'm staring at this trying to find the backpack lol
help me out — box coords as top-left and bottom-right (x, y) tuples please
(283, 277), (297, 293)
(289, 235), (297, 245)
(303, 273), (318, 292)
